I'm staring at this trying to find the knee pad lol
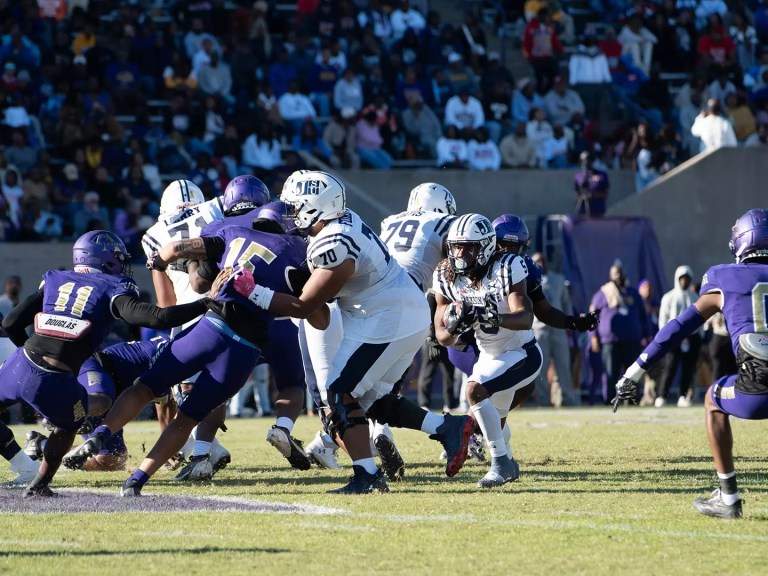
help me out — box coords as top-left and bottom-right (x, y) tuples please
(327, 393), (367, 440)
(366, 393), (425, 429)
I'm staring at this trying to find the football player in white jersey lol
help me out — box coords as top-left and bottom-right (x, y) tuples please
(369, 183), (457, 478)
(433, 214), (543, 488)
(141, 179), (231, 481)
(230, 170), (476, 493)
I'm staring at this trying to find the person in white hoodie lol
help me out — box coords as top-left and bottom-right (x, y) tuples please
(467, 127), (501, 171)
(278, 80), (317, 135)
(568, 36), (612, 120)
(654, 265), (702, 408)
(618, 14), (658, 74)
(690, 98), (737, 153)
(444, 88), (485, 132)
(436, 124), (468, 168)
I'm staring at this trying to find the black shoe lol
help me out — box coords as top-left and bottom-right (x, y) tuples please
(373, 434), (405, 481)
(694, 489), (743, 519)
(327, 465), (390, 494)
(173, 455), (214, 482)
(62, 435), (104, 469)
(24, 431), (47, 461)
(430, 413), (475, 477)
(23, 483), (59, 499)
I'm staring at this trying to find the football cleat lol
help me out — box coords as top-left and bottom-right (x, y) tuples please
(327, 465), (390, 495)
(305, 432), (341, 469)
(477, 456), (520, 488)
(694, 489), (743, 519)
(210, 445), (231, 476)
(468, 433), (486, 462)
(373, 434), (405, 481)
(23, 484), (58, 498)
(430, 413), (475, 477)
(62, 435), (104, 469)
(266, 426), (312, 470)
(120, 478), (142, 497)
(174, 455), (214, 482)
(24, 431), (47, 461)
(2, 464), (38, 489)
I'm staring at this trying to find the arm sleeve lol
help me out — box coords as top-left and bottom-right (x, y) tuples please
(637, 305), (706, 369)
(112, 295), (210, 329)
(202, 236), (226, 262)
(1, 290), (43, 347)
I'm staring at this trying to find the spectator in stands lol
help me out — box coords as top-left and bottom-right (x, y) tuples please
(192, 38), (218, 75)
(526, 107), (553, 167)
(113, 198), (147, 259)
(323, 108), (360, 169)
(198, 52), (233, 103)
(254, 82), (282, 128)
(500, 121), (539, 168)
(390, 0), (426, 41)
(356, 110), (393, 169)
(523, 8), (563, 94)
(3, 93), (31, 130)
(358, 0), (394, 46)
(574, 151), (609, 216)
(183, 17), (220, 60)
(695, 0), (728, 29)
(21, 165), (48, 213)
(483, 81), (513, 143)
(323, 40), (348, 74)
(635, 125), (662, 190)
(589, 261), (648, 404)
(569, 34), (612, 120)
(691, 98), (737, 153)
(612, 56), (663, 133)
(402, 94), (442, 158)
(278, 80), (317, 135)
(308, 47), (339, 117)
(395, 66), (429, 111)
(436, 124), (468, 169)
(313, 0), (339, 41)
(32, 203), (64, 242)
(51, 162), (86, 224)
(512, 77), (545, 127)
(1, 169), (23, 229)
(104, 50), (142, 111)
(599, 26), (622, 74)
(544, 75), (586, 128)
(618, 13), (658, 74)
(0, 62), (18, 94)
(73, 191), (110, 237)
(444, 87), (485, 132)
(726, 92), (757, 142)
(292, 120), (333, 163)
(242, 124), (283, 181)
(334, 68), (364, 115)
(392, 28), (422, 68)
(445, 52), (477, 94)
(745, 123), (768, 147)
(215, 124), (245, 178)
(697, 22), (737, 77)
(482, 52), (514, 98)
(163, 55), (198, 96)
(730, 13), (757, 71)
(467, 127), (501, 171)
(541, 124), (570, 168)
(269, 48), (298, 98)
(5, 131), (36, 176)
(654, 265), (702, 408)
(429, 68), (454, 110)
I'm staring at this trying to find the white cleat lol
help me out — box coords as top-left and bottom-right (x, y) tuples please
(2, 467), (37, 489)
(209, 444), (231, 476)
(305, 431), (341, 469)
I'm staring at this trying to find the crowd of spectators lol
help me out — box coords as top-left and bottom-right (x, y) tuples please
(1, 0), (767, 247)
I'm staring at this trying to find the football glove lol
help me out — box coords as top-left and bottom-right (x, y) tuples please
(566, 309), (601, 332)
(482, 290), (500, 328)
(443, 300), (476, 336)
(426, 335), (443, 361)
(612, 376), (640, 412)
(146, 251), (168, 272)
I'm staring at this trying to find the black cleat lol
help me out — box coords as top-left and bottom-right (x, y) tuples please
(694, 489), (743, 519)
(23, 484), (59, 499)
(431, 413), (475, 477)
(266, 426), (312, 470)
(24, 431), (47, 461)
(62, 435), (104, 469)
(373, 434), (405, 481)
(173, 455), (213, 482)
(328, 465), (390, 494)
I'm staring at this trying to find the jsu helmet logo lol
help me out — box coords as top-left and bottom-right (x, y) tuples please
(475, 219), (491, 235)
(296, 179), (327, 196)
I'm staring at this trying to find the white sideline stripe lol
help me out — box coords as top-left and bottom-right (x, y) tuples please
(136, 531), (223, 539)
(297, 522), (373, 532)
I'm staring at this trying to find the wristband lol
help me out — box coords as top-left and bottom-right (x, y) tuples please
(249, 284), (275, 310)
(623, 361), (646, 382)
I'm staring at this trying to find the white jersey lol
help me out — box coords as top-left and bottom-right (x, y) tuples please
(380, 210), (455, 292)
(141, 197), (224, 305)
(306, 209), (429, 343)
(433, 253), (534, 356)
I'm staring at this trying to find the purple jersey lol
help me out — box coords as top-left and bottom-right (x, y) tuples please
(701, 263), (768, 356)
(26, 270), (139, 372)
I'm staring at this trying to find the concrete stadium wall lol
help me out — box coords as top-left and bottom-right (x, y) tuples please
(606, 147), (768, 283)
(338, 168), (637, 225)
(0, 244), (153, 300)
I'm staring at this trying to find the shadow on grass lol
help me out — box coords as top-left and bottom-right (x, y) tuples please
(0, 546), (288, 558)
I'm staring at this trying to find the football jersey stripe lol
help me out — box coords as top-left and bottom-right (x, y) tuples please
(311, 233), (362, 255)
(434, 215), (455, 237)
(309, 236), (360, 260)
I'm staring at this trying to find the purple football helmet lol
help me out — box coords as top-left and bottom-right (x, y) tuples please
(251, 200), (297, 235)
(492, 214), (530, 255)
(73, 231), (131, 276)
(730, 209), (768, 263)
(223, 175), (270, 216)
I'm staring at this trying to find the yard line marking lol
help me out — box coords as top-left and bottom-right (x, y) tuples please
(0, 539), (83, 548)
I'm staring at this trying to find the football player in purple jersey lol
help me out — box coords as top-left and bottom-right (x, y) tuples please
(0, 231), (211, 497)
(614, 209), (768, 519)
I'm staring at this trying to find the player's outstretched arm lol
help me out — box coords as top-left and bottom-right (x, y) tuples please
(533, 297), (600, 331)
(147, 238), (211, 271)
(112, 295), (211, 330)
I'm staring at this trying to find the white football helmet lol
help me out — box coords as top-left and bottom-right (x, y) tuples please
(280, 170), (346, 231)
(160, 180), (205, 217)
(407, 182), (457, 215)
(446, 213), (496, 275)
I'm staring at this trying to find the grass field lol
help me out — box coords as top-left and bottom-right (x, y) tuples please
(1, 407), (767, 576)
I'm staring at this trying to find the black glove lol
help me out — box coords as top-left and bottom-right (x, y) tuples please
(612, 376), (640, 412)
(566, 309), (600, 331)
(482, 290), (500, 328)
(146, 251), (168, 272)
(444, 300), (476, 336)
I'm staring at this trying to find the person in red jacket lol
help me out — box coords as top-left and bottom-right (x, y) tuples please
(523, 8), (564, 94)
